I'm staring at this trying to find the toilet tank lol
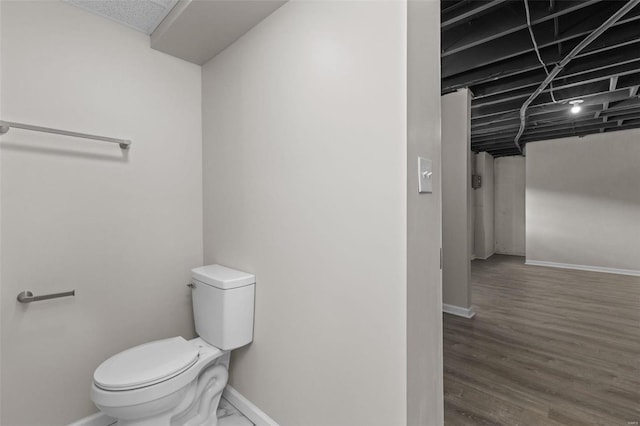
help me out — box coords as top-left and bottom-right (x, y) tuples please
(190, 265), (255, 351)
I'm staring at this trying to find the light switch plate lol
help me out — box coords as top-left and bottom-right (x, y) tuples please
(418, 157), (432, 193)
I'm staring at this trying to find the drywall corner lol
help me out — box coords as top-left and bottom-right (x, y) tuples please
(407, 1), (444, 425)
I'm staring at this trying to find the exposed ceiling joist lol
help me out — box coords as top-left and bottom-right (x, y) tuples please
(444, 24), (640, 92)
(472, 45), (640, 98)
(472, 69), (640, 109)
(442, 0), (600, 56)
(610, 75), (619, 91)
(441, 0), (510, 30)
(471, 98), (640, 130)
(441, 0), (640, 156)
(443, 3), (640, 79)
(472, 107), (640, 137)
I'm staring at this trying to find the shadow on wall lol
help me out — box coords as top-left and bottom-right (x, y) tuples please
(1, 141), (129, 163)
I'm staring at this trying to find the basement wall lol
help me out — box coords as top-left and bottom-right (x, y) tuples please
(494, 156), (526, 256)
(474, 152), (495, 260)
(526, 130), (640, 274)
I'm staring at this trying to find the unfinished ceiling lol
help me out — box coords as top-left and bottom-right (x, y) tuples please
(441, 0), (640, 157)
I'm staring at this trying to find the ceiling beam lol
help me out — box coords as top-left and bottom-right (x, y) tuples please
(521, 119), (640, 142)
(472, 118), (640, 148)
(474, 120), (640, 154)
(472, 44), (640, 99)
(441, 0), (600, 56)
(442, 4), (640, 79)
(473, 140), (520, 150)
(471, 108), (640, 138)
(441, 0), (640, 152)
(442, 23), (640, 92)
(492, 153), (523, 158)
(471, 68), (640, 109)
(477, 144), (522, 153)
(484, 150), (523, 158)
(483, 149), (522, 156)
(609, 94), (640, 109)
(441, 0), (510, 30)
(599, 75), (620, 121)
(472, 112), (640, 145)
(471, 82), (640, 119)
(610, 75), (619, 91)
(603, 108), (640, 121)
(471, 98), (640, 131)
(441, 1), (469, 16)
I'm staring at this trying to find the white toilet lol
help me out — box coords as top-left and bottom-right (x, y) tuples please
(91, 265), (255, 426)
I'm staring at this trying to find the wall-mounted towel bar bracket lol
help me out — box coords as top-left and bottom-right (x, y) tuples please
(0, 120), (131, 149)
(17, 289), (76, 303)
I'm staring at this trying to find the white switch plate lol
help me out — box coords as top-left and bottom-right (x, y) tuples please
(418, 157), (432, 193)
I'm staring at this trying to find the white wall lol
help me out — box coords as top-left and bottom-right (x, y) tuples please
(494, 156), (525, 256)
(406, 1), (443, 423)
(441, 89), (472, 310)
(526, 131), (640, 273)
(202, 1), (442, 425)
(0, 3), (3, 420)
(474, 152), (494, 259)
(0, 3), (202, 425)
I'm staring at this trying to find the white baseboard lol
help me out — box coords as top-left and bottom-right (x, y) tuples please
(525, 260), (640, 277)
(223, 385), (280, 426)
(443, 303), (476, 318)
(67, 412), (115, 426)
(495, 251), (525, 257)
(475, 251), (496, 260)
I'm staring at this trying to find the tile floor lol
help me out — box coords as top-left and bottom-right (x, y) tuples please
(218, 397), (254, 426)
(105, 397), (253, 426)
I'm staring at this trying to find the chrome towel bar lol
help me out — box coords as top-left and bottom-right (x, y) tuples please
(0, 120), (131, 149)
(17, 289), (75, 303)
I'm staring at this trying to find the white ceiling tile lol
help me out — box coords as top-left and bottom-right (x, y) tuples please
(65, 0), (178, 35)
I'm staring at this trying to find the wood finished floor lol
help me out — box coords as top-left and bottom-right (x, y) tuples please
(444, 255), (640, 426)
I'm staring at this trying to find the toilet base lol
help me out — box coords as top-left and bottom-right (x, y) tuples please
(97, 357), (229, 426)
(170, 364), (229, 426)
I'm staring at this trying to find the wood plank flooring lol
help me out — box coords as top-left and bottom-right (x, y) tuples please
(444, 255), (640, 426)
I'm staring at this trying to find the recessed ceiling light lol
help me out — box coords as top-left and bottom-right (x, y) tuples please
(569, 100), (584, 114)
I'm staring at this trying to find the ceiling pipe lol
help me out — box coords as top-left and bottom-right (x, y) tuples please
(514, 0), (640, 154)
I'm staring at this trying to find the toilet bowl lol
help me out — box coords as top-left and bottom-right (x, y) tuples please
(91, 265), (256, 426)
(91, 337), (228, 426)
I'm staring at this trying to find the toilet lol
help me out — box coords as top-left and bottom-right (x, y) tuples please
(91, 265), (255, 426)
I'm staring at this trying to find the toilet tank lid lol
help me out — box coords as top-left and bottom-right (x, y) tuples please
(191, 264), (255, 289)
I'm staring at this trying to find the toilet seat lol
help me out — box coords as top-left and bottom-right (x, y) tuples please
(91, 337), (225, 409)
(94, 337), (199, 391)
